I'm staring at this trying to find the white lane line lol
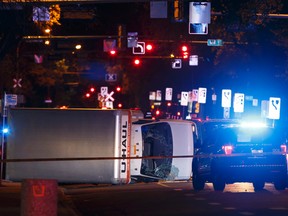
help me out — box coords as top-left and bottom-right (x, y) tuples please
(184, 193), (195, 197)
(208, 202), (221, 206)
(223, 207), (236, 210)
(239, 211), (255, 215)
(269, 207), (288, 210)
(194, 197), (206, 201)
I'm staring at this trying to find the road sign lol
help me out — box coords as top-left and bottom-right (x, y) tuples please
(223, 107), (230, 119)
(172, 59), (182, 69)
(212, 93), (217, 104)
(13, 78), (22, 88)
(198, 87), (207, 104)
(180, 91), (188, 106)
(189, 2), (211, 24)
(222, 89), (232, 107)
(207, 39), (223, 46)
(189, 55), (198, 66)
(4, 94), (17, 107)
(105, 91), (115, 102)
(103, 39), (116, 52)
(268, 97), (281, 119)
(252, 99), (258, 106)
(189, 2), (211, 35)
(105, 74), (117, 82)
(101, 86), (108, 96)
(233, 93), (245, 113)
(165, 88), (173, 101)
(149, 91), (156, 100)
(156, 90), (162, 101)
(192, 89), (198, 101)
(127, 32), (138, 48)
(133, 42), (145, 54)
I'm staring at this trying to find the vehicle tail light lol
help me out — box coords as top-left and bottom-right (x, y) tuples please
(222, 145), (233, 155)
(280, 144), (287, 153)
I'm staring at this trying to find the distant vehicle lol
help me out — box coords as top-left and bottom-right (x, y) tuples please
(191, 119), (287, 191)
(130, 119), (196, 182)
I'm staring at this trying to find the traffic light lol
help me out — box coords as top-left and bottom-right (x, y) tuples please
(174, 0), (184, 22)
(195, 102), (200, 113)
(90, 87), (95, 93)
(85, 93), (91, 98)
(181, 45), (189, 59)
(116, 86), (121, 92)
(146, 43), (153, 51)
(109, 50), (117, 56)
(133, 58), (141, 66)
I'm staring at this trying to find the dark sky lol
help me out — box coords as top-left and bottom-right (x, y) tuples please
(1, 1), (288, 119)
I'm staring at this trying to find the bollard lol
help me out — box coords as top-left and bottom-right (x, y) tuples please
(21, 179), (58, 216)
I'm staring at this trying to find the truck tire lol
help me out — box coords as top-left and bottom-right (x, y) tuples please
(274, 176), (286, 190)
(213, 175), (225, 191)
(253, 180), (265, 191)
(192, 160), (205, 190)
(192, 173), (205, 190)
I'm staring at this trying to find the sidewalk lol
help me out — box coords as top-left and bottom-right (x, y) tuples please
(0, 180), (79, 216)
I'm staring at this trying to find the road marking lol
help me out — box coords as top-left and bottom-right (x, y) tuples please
(239, 212), (255, 215)
(269, 207), (288, 210)
(173, 188), (183, 191)
(208, 202), (221, 205)
(223, 207), (236, 210)
(184, 193), (195, 197)
(194, 197), (206, 201)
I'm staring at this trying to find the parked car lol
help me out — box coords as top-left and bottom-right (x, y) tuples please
(191, 119), (287, 191)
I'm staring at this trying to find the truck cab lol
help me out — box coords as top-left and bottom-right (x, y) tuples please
(130, 119), (196, 182)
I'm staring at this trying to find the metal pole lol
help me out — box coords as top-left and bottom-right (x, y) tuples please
(0, 93), (6, 185)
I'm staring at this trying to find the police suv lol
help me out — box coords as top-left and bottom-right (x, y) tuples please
(192, 119), (287, 191)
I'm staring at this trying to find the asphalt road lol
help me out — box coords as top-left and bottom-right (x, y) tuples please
(62, 181), (288, 216)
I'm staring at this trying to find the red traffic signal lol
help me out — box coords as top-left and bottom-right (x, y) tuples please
(90, 87), (95, 92)
(133, 58), (141, 66)
(109, 50), (117, 56)
(116, 86), (121, 92)
(146, 43), (153, 51)
(181, 45), (189, 59)
(181, 45), (188, 52)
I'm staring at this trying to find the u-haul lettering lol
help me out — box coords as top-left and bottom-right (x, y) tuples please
(120, 115), (130, 179)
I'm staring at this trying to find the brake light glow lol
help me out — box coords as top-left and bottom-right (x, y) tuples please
(222, 145), (233, 155)
(281, 144), (287, 153)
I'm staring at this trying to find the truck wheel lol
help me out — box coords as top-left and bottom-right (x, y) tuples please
(253, 181), (265, 191)
(192, 173), (205, 190)
(213, 175), (225, 191)
(274, 177), (286, 190)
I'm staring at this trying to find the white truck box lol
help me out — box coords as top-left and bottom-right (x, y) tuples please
(5, 108), (131, 184)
